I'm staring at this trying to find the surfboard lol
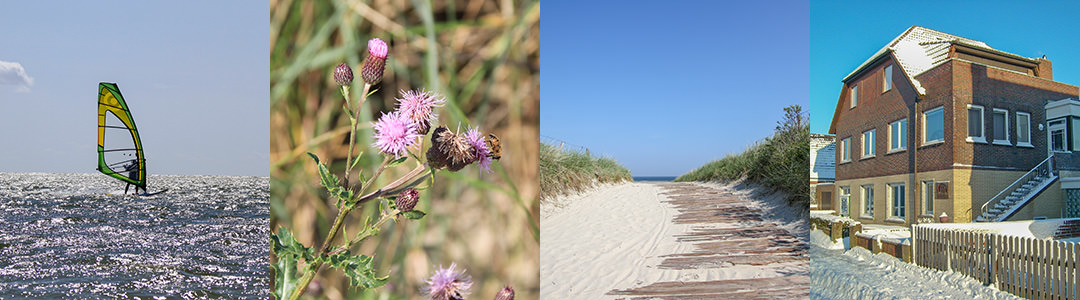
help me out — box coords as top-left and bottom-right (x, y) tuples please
(138, 188), (169, 197)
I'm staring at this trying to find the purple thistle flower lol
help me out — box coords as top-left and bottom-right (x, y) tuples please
(422, 263), (472, 300)
(465, 127), (492, 173)
(362, 38), (389, 84)
(396, 89), (446, 134)
(372, 111), (420, 157)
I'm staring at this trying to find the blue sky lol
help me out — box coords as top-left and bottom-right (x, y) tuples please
(0, 1), (268, 176)
(810, 0), (1080, 134)
(541, 0), (810, 177)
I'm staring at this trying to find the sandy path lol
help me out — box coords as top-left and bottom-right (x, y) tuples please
(540, 181), (809, 299)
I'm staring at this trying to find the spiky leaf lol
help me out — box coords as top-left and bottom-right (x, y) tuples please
(326, 251), (389, 289)
(272, 228), (314, 299)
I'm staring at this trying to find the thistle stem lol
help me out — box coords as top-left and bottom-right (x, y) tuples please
(289, 203), (354, 300)
(343, 83), (373, 187)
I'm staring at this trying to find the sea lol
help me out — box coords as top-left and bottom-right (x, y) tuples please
(0, 172), (269, 298)
(632, 176), (678, 182)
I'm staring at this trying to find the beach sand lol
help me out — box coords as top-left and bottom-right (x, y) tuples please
(540, 181), (808, 299)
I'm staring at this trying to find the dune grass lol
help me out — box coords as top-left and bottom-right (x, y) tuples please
(540, 142), (632, 201)
(676, 105), (810, 205)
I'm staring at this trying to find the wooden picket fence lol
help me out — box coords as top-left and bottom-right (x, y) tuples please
(912, 225), (1080, 299)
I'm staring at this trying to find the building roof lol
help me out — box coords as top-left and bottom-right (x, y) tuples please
(829, 25), (1043, 134)
(844, 26), (1042, 96)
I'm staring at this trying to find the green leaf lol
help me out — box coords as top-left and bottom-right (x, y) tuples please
(309, 152), (355, 203)
(386, 155), (409, 168)
(343, 103), (356, 123)
(350, 151), (365, 171)
(367, 88), (379, 97)
(325, 252), (389, 289)
(272, 227), (314, 299)
(400, 210), (426, 220)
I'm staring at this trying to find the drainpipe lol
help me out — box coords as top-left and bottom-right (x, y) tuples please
(913, 96), (921, 224)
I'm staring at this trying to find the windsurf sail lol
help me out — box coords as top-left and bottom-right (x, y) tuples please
(96, 82), (146, 188)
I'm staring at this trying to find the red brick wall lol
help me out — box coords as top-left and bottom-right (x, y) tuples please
(835, 55), (922, 180)
(835, 57), (1079, 181)
(949, 60), (1077, 171)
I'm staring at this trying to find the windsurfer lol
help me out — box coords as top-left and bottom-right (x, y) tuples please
(123, 160), (144, 194)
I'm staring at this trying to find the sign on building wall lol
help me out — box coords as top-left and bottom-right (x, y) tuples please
(935, 182), (949, 199)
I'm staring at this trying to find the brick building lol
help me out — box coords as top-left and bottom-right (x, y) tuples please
(827, 26), (1080, 225)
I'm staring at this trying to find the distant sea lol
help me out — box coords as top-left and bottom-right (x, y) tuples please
(633, 176), (678, 182)
(0, 172), (269, 298)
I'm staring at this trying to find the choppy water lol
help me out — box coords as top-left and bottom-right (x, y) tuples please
(0, 172), (269, 299)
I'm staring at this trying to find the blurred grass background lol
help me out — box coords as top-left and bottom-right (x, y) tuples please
(269, 0), (539, 299)
(538, 142), (632, 201)
(675, 105), (810, 205)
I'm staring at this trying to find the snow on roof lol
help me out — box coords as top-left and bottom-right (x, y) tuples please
(842, 26), (1005, 96)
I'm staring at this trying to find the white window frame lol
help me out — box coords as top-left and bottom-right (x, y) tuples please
(966, 104), (986, 143)
(1016, 111), (1033, 147)
(839, 186), (851, 217)
(862, 184), (874, 218)
(883, 65), (893, 92)
(850, 84), (858, 108)
(1051, 119), (1068, 153)
(840, 137), (852, 163)
(923, 106), (945, 145)
(888, 183), (906, 221)
(992, 108), (1011, 146)
(889, 118), (907, 153)
(861, 129), (876, 159)
(921, 180), (935, 216)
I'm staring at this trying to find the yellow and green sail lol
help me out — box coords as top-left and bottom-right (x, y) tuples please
(96, 82), (146, 188)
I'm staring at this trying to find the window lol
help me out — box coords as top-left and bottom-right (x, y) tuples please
(862, 129), (876, 158)
(967, 104), (986, 143)
(889, 183), (906, 219)
(889, 118), (907, 152)
(922, 180), (934, 215)
(992, 108), (1010, 145)
(1017, 112), (1032, 147)
(883, 65), (893, 92)
(850, 84), (858, 108)
(1051, 119), (1067, 152)
(841, 137), (852, 162)
(862, 185), (874, 217)
(923, 106), (945, 144)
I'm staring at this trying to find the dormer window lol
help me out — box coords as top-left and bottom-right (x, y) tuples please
(850, 84), (858, 108)
(883, 65), (893, 92)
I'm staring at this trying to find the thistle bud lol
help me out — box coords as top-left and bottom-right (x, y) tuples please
(493, 286), (514, 300)
(333, 63), (353, 86)
(397, 189), (419, 212)
(362, 38), (389, 85)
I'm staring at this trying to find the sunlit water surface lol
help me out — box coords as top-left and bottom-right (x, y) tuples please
(0, 173), (269, 298)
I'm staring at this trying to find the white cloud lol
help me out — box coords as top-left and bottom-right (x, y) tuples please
(0, 60), (35, 91)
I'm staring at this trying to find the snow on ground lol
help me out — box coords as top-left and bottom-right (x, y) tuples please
(811, 229), (1021, 300)
(916, 218), (1080, 240)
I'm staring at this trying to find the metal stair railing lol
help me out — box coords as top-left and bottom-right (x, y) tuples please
(978, 154), (1054, 221)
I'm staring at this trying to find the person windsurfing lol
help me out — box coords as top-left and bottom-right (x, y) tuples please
(122, 160), (145, 194)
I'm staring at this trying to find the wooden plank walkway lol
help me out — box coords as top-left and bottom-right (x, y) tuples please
(607, 182), (809, 299)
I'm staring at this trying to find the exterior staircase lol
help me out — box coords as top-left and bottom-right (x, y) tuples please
(976, 156), (1057, 222)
